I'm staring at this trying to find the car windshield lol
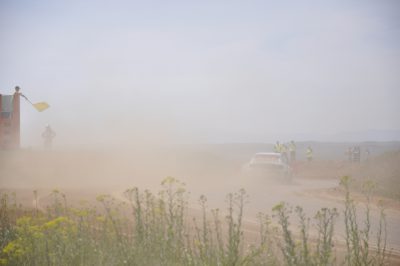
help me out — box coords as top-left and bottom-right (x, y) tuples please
(252, 154), (281, 163)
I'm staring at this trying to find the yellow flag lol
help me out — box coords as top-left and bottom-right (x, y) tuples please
(33, 102), (50, 112)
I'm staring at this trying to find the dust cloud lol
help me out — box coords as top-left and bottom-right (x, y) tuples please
(2, 141), (400, 251)
(1, 0), (400, 258)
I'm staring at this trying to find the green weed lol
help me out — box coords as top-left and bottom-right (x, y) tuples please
(0, 176), (390, 266)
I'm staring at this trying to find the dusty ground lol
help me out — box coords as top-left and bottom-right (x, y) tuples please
(1, 147), (400, 262)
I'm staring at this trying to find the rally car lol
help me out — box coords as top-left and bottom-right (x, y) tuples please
(245, 152), (292, 182)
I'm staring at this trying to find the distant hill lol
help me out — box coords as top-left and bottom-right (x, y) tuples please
(328, 130), (400, 142)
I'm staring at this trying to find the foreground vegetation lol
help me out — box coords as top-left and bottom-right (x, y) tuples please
(0, 176), (390, 265)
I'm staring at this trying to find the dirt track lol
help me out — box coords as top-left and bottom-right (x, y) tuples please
(1, 149), (399, 257)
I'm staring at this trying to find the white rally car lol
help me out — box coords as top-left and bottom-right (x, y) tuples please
(245, 152), (292, 182)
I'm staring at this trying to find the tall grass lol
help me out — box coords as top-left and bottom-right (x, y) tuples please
(0, 176), (390, 265)
(341, 176), (388, 266)
(272, 203), (338, 266)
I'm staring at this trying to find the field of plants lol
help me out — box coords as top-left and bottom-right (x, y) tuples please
(0, 176), (392, 266)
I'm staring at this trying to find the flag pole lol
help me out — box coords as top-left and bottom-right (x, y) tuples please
(20, 93), (34, 105)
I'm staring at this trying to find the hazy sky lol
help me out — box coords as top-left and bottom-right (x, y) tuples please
(1, 0), (399, 147)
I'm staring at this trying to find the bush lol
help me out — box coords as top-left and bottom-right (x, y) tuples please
(0, 176), (389, 265)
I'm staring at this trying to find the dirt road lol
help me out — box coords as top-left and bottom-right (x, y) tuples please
(1, 149), (399, 256)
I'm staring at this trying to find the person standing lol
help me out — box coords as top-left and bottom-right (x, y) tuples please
(274, 141), (281, 153)
(353, 146), (361, 163)
(365, 147), (370, 161)
(281, 144), (288, 164)
(42, 124), (56, 149)
(289, 140), (296, 162)
(306, 146), (313, 162)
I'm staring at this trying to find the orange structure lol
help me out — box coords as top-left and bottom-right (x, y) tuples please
(0, 86), (21, 149)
